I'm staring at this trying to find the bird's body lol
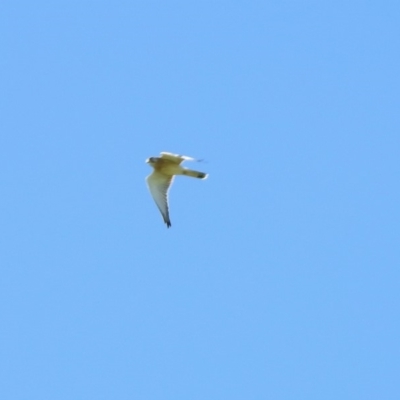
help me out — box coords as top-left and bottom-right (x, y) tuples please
(145, 152), (208, 227)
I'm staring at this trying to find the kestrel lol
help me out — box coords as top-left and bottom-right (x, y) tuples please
(145, 152), (208, 228)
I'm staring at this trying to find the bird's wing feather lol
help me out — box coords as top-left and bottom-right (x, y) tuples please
(160, 152), (195, 164)
(146, 171), (174, 227)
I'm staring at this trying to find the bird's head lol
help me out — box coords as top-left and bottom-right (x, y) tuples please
(146, 157), (159, 166)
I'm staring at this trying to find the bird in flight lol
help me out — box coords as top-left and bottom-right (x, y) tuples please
(145, 152), (208, 228)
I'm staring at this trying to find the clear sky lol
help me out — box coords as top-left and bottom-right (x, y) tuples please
(1, 2), (399, 399)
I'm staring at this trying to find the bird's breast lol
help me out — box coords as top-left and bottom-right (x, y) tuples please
(156, 162), (183, 176)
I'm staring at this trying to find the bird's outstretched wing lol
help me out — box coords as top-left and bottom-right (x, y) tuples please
(160, 152), (196, 164)
(146, 170), (174, 227)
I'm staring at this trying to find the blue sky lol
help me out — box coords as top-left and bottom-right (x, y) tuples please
(1, 2), (399, 399)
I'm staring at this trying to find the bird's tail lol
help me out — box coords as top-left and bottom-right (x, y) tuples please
(182, 168), (208, 179)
